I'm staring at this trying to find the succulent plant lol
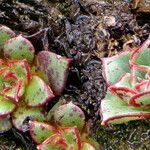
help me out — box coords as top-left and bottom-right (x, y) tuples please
(0, 25), (98, 149)
(29, 120), (96, 150)
(100, 38), (150, 125)
(0, 25), (72, 132)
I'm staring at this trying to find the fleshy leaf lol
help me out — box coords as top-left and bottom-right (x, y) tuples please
(128, 91), (150, 107)
(12, 101), (46, 131)
(4, 35), (35, 64)
(130, 38), (150, 67)
(25, 76), (54, 107)
(114, 73), (133, 88)
(108, 73), (137, 101)
(0, 117), (12, 133)
(130, 38), (150, 79)
(60, 126), (81, 150)
(29, 121), (58, 144)
(0, 95), (16, 117)
(37, 134), (68, 150)
(3, 79), (25, 102)
(81, 142), (96, 150)
(100, 91), (150, 125)
(130, 64), (149, 81)
(108, 87), (137, 102)
(0, 26), (15, 51)
(102, 50), (132, 85)
(134, 80), (150, 92)
(54, 102), (85, 131)
(0, 64), (25, 102)
(37, 51), (72, 95)
(8, 59), (31, 84)
(30, 65), (49, 83)
(47, 99), (66, 121)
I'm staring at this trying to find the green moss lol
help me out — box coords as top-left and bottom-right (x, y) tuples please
(92, 120), (150, 150)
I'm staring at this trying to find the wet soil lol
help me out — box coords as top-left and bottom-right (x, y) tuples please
(0, 0), (150, 150)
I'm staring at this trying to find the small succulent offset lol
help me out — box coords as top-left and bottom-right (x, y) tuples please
(0, 25), (97, 149)
(100, 38), (150, 125)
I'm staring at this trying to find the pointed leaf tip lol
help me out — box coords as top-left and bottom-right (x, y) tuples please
(101, 50), (132, 85)
(29, 121), (58, 144)
(37, 134), (68, 150)
(128, 91), (150, 107)
(37, 51), (72, 95)
(60, 126), (82, 150)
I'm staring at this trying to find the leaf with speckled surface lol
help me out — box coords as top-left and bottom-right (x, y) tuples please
(12, 100), (46, 131)
(53, 102), (85, 131)
(0, 26), (15, 51)
(4, 35), (35, 64)
(29, 121), (58, 144)
(37, 51), (72, 95)
(25, 76), (54, 107)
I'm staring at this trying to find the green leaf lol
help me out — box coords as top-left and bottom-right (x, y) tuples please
(25, 76), (54, 107)
(102, 50), (132, 84)
(29, 121), (58, 144)
(0, 95), (16, 117)
(100, 91), (150, 125)
(54, 102), (85, 131)
(12, 101), (46, 131)
(134, 80), (149, 93)
(47, 99), (66, 121)
(131, 38), (150, 66)
(108, 73), (137, 101)
(8, 59), (31, 84)
(128, 91), (150, 107)
(4, 35), (35, 64)
(114, 73), (132, 88)
(60, 126), (81, 150)
(37, 134), (67, 150)
(130, 38), (150, 79)
(0, 26), (15, 51)
(0, 117), (12, 133)
(37, 51), (72, 95)
(81, 142), (96, 150)
(4, 79), (25, 102)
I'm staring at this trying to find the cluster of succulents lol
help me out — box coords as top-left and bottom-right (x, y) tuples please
(0, 25), (97, 149)
(100, 38), (150, 125)
(29, 120), (96, 150)
(26, 101), (97, 150)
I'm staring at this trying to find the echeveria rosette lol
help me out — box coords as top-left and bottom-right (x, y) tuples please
(29, 120), (97, 150)
(101, 38), (150, 125)
(0, 25), (72, 132)
(0, 25), (96, 149)
(28, 102), (98, 149)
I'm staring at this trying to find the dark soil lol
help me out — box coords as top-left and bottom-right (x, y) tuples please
(0, 0), (150, 150)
